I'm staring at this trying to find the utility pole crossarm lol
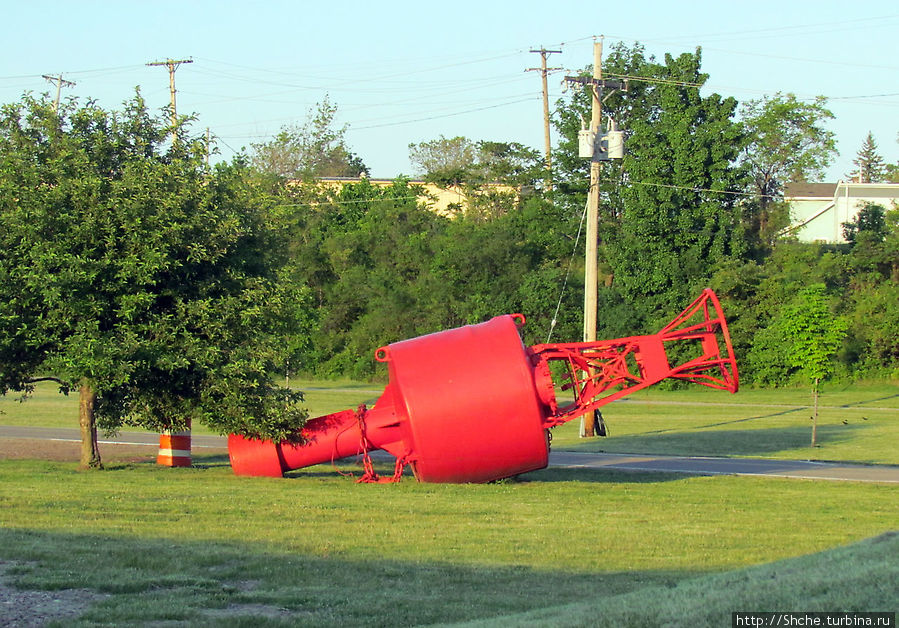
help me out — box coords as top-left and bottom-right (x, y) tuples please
(146, 58), (193, 142)
(42, 74), (76, 112)
(563, 76), (627, 90)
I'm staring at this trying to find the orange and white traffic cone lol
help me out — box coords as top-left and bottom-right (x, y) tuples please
(157, 420), (191, 467)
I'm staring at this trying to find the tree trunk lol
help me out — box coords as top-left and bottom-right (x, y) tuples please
(79, 381), (102, 469)
(811, 377), (819, 448)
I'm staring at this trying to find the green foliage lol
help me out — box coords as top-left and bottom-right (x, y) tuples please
(779, 284), (848, 382)
(408, 135), (478, 185)
(846, 131), (888, 183)
(738, 93), (836, 200)
(554, 44), (748, 326)
(843, 282), (899, 377)
(250, 96), (367, 179)
(408, 135), (544, 187)
(277, 179), (580, 378)
(0, 93), (308, 440)
(742, 248), (846, 387)
(842, 202), (887, 244)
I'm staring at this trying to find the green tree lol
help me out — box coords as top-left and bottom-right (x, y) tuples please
(408, 136), (543, 187)
(473, 140), (544, 188)
(740, 241), (850, 387)
(280, 178), (579, 378)
(842, 202), (887, 244)
(887, 133), (899, 183)
(0, 93), (308, 468)
(408, 135), (478, 185)
(250, 96), (367, 179)
(779, 284), (848, 446)
(846, 131), (887, 183)
(738, 93), (836, 250)
(841, 202), (899, 284)
(283, 178), (447, 378)
(555, 44), (748, 323)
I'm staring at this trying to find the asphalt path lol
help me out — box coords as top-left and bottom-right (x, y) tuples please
(2, 425), (898, 483)
(0, 425), (228, 449)
(548, 450), (899, 483)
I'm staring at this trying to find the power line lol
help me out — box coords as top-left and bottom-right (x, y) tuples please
(215, 92), (539, 139)
(829, 92), (899, 100)
(349, 96), (538, 131)
(623, 179), (775, 200)
(635, 13), (899, 44)
(603, 73), (704, 88)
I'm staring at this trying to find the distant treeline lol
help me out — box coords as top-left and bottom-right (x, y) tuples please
(278, 179), (899, 386)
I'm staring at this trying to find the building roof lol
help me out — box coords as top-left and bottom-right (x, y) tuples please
(783, 182), (838, 198)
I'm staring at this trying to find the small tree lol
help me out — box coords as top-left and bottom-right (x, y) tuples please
(779, 284), (848, 446)
(250, 96), (367, 179)
(738, 93), (837, 247)
(846, 132), (887, 183)
(842, 202), (887, 244)
(408, 136), (543, 188)
(0, 93), (309, 468)
(408, 135), (478, 185)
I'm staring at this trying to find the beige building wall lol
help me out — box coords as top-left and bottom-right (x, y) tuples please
(316, 177), (518, 216)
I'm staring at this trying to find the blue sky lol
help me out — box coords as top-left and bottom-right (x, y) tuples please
(2, 0), (897, 180)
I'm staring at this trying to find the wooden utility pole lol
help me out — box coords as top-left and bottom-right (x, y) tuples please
(205, 127), (212, 169)
(42, 74), (76, 112)
(146, 58), (193, 142)
(527, 48), (562, 191)
(584, 39), (603, 344)
(582, 39), (603, 437)
(563, 38), (625, 437)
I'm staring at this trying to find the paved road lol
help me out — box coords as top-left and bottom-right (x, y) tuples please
(548, 450), (899, 483)
(3, 425), (898, 483)
(0, 425), (228, 449)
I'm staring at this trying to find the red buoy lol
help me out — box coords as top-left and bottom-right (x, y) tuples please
(229, 289), (738, 483)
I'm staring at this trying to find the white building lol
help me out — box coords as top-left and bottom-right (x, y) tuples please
(784, 181), (898, 243)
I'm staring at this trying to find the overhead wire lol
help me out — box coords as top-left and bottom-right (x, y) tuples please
(4, 19), (892, 169)
(219, 93), (540, 139)
(348, 96), (539, 131)
(547, 194), (589, 344)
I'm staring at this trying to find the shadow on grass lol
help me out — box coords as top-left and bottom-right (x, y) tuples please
(3, 527), (895, 627)
(98, 453), (234, 472)
(0, 527), (685, 627)
(517, 467), (692, 484)
(643, 405), (807, 433)
(100, 455), (681, 485)
(567, 423), (871, 458)
(837, 392), (899, 408)
(281, 461), (693, 485)
(190, 453), (232, 467)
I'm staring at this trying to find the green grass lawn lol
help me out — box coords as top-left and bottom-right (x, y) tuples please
(0, 455), (896, 626)
(1, 380), (897, 625)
